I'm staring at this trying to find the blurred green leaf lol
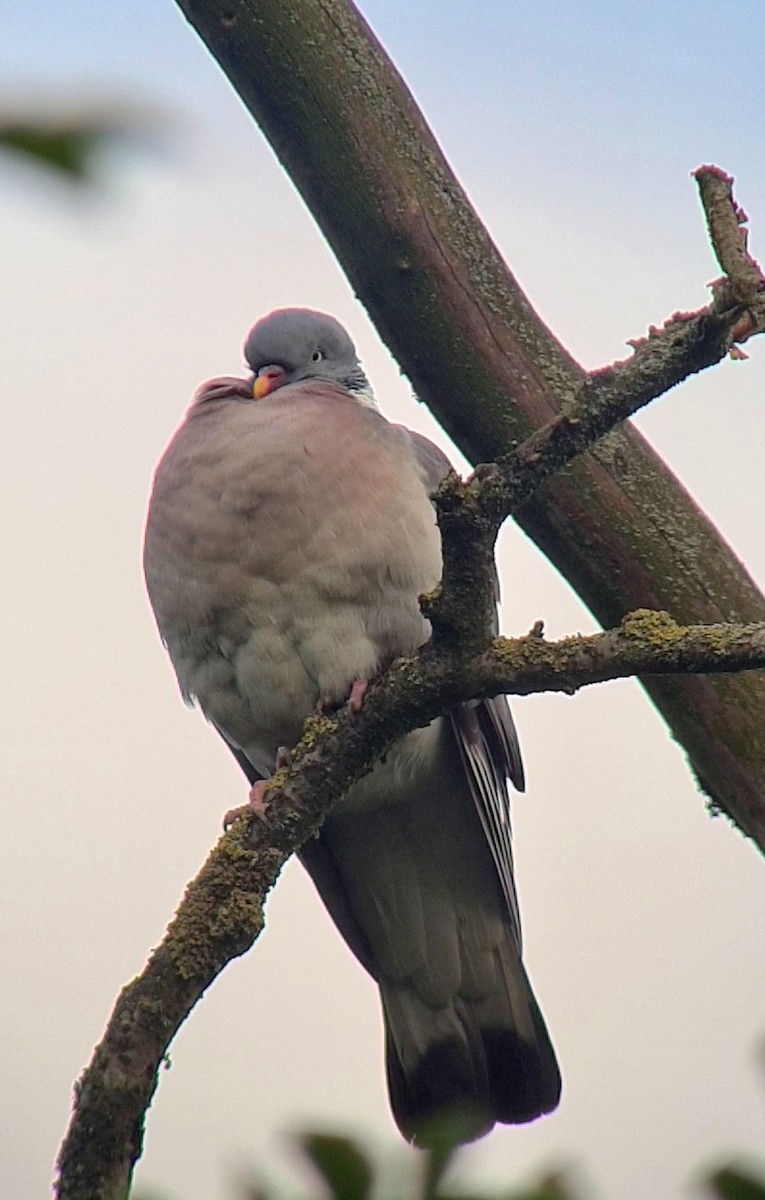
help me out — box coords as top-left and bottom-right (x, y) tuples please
(236, 1181), (271, 1200)
(299, 1132), (373, 1200)
(0, 123), (111, 179)
(508, 1172), (580, 1200)
(707, 1165), (765, 1200)
(430, 1187), (576, 1200)
(419, 1111), (472, 1199)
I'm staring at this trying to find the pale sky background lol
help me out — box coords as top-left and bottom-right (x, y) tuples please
(2, 3), (765, 1198)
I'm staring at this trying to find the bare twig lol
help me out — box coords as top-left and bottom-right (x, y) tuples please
(694, 165), (765, 305)
(693, 165), (765, 350)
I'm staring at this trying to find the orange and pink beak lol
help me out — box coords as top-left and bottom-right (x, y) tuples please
(252, 365), (287, 399)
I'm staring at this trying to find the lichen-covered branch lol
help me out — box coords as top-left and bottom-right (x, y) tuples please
(484, 612), (765, 695)
(426, 303), (735, 647)
(54, 611), (765, 1200)
(55, 823), (277, 1200)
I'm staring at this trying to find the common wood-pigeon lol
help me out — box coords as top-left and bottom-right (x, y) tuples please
(143, 308), (561, 1143)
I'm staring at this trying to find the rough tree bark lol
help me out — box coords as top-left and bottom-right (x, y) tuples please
(169, 0), (765, 845)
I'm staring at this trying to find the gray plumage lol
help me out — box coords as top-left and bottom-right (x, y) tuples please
(143, 307), (560, 1142)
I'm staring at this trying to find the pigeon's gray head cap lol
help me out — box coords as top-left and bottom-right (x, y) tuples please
(244, 308), (372, 396)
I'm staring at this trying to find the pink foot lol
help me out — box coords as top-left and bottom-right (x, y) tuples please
(347, 678), (368, 714)
(319, 677), (369, 716)
(248, 779), (270, 819)
(275, 745), (292, 770)
(222, 780), (270, 831)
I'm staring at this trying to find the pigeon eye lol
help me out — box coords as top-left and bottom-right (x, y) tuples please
(312, 349), (324, 362)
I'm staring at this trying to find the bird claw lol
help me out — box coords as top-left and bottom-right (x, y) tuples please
(346, 678), (368, 713)
(275, 744), (292, 770)
(222, 802), (249, 830)
(223, 690), (366, 832)
(318, 677), (369, 716)
(222, 780), (271, 830)
(222, 746), (294, 831)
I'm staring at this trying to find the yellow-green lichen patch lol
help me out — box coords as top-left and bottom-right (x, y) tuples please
(699, 623), (743, 658)
(418, 586), (442, 613)
(134, 994), (174, 1040)
(294, 712), (338, 756)
(165, 828), (274, 982)
(264, 768), (287, 795)
(491, 632), (577, 677)
(620, 608), (687, 647)
(491, 636), (530, 670)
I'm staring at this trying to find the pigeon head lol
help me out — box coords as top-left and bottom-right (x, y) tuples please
(243, 308), (373, 401)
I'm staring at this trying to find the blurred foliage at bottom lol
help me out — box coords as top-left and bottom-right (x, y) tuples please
(133, 1121), (765, 1200)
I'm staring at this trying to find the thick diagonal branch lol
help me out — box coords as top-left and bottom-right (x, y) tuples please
(172, 0), (765, 844)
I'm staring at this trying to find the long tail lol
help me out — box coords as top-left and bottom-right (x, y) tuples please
(382, 941), (561, 1144)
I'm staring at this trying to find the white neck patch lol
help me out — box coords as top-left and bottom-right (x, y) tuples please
(351, 381), (379, 409)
